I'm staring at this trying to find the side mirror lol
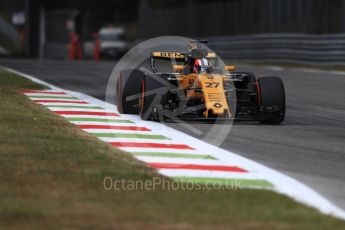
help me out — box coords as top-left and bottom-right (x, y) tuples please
(224, 65), (236, 71)
(173, 65), (184, 72)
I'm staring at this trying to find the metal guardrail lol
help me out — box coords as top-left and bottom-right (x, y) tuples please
(207, 33), (345, 66)
(0, 16), (20, 48)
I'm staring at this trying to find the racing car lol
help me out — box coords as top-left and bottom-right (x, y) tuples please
(115, 40), (285, 124)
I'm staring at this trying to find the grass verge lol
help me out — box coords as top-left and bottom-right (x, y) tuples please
(0, 68), (345, 229)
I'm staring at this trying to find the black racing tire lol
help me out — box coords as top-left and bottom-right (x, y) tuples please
(257, 76), (285, 124)
(139, 73), (167, 120)
(116, 69), (144, 114)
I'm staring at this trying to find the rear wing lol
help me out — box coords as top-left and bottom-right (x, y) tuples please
(151, 52), (216, 59)
(150, 51), (217, 72)
(151, 52), (186, 60)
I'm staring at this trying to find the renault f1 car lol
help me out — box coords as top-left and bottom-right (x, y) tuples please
(115, 40), (285, 124)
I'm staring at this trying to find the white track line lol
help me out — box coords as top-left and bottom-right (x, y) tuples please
(157, 169), (265, 180)
(70, 121), (139, 126)
(58, 114), (121, 119)
(121, 148), (209, 155)
(26, 95), (75, 99)
(48, 108), (111, 112)
(82, 129), (152, 134)
(97, 137), (174, 144)
(33, 98), (86, 102)
(135, 156), (227, 165)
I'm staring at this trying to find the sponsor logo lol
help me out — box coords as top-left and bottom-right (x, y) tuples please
(213, 103), (223, 108)
(158, 52), (185, 58)
(205, 82), (220, 88)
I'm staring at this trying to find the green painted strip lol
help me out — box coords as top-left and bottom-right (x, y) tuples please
(93, 133), (169, 140)
(172, 177), (273, 188)
(28, 95), (78, 99)
(47, 105), (103, 109)
(67, 118), (134, 123)
(130, 152), (216, 159)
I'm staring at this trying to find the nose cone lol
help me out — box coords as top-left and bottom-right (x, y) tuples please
(198, 73), (231, 118)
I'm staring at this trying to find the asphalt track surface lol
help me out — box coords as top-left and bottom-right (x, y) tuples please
(1, 58), (345, 211)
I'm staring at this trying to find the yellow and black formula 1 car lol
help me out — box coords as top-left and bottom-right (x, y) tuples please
(115, 40), (285, 124)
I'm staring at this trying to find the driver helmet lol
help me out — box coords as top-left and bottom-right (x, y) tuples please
(193, 58), (210, 73)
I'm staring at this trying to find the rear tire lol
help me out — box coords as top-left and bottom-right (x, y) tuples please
(257, 77), (285, 124)
(116, 69), (144, 114)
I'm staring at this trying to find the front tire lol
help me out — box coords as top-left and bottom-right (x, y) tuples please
(139, 73), (167, 120)
(116, 69), (144, 114)
(257, 76), (285, 124)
